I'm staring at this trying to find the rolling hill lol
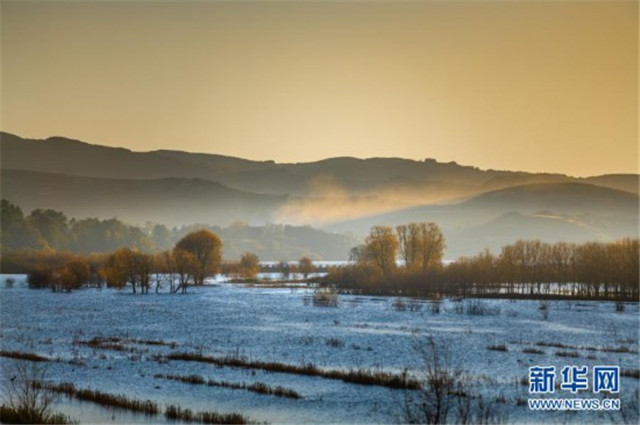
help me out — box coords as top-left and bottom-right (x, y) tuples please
(326, 182), (639, 257)
(0, 169), (287, 227)
(1, 131), (637, 258)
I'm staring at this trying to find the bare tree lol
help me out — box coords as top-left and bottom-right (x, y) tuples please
(404, 336), (504, 424)
(172, 248), (198, 294)
(1, 362), (72, 424)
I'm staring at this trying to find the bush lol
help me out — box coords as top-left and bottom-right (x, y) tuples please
(428, 299), (440, 314)
(539, 301), (550, 320)
(26, 255), (91, 292)
(27, 266), (56, 289)
(465, 300), (500, 316)
(325, 338), (345, 348)
(392, 298), (407, 311)
(312, 289), (339, 307)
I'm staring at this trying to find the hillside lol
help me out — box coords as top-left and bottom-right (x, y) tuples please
(463, 182), (639, 216)
(1, 131), (638, 259)
(327, 182), (639, 258)
(0, 169), (287, 227)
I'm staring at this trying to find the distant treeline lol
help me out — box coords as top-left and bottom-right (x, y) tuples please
(325, 224), (639, 301)
(0, 199), (355, 263)
(3, 199), (638, 301)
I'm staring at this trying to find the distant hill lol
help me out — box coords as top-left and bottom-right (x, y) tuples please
(463, 182), (638, 216)
(0, 169), (287, 226)
(1, 131), (637, 259)
(327, 182), (639, 258)
(583, 174), (639, 194)
(446, 212), (607, 257)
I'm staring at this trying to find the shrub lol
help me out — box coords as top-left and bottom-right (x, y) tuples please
(465, 300), (499, 316)
(392, 298), (407, 311)
(539, 301), (550, 320)
(428, 299), (440, 314)
(27, 266), (56, 289)
(325, 338), (345, 348)
(26, 256), (91, 292)
(312, 289), (339, 307)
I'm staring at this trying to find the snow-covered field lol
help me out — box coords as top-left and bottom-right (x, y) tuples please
(0, 274), (638, 424)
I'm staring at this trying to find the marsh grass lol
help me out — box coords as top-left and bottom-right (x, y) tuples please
(0, 405), (74, 424)
(40, 382), (158, 415)
(621, 369), (640, 379)
(536, 341), (637, 354)
(37, 382), (260, 423)
(163, 352), (420, 389)
(154, 374), (302, 399)
(0, 350), (50, 362)
(164, 404), (253, 425)
(522, 348), (545, 355)
(130, 338), (177, 348)
(1, 363), (76, 424)
(75, 336), (178, 352)
(76, 337), (129, 352)
(486, 345), (508, 352)
(555, 351), (580, 358)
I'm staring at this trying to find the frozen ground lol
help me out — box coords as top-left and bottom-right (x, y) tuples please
(0, 274), (638, 424)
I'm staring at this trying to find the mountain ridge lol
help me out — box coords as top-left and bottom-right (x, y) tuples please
(1, 131), (637, 258)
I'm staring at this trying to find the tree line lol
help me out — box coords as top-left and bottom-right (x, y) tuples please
(327, 223), (639, 300)
(21, 228), (317, 293)
(25, 229), (223, 294)
(0, 199), (354, 261)
(3, 199), (637, 300)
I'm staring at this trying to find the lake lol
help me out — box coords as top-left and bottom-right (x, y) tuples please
(0, 274), (638, 424)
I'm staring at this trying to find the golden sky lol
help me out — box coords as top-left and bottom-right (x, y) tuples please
(1, 0), (637, 177)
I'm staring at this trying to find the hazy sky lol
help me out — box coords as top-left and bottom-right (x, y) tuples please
(1, 0), (637, 177)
